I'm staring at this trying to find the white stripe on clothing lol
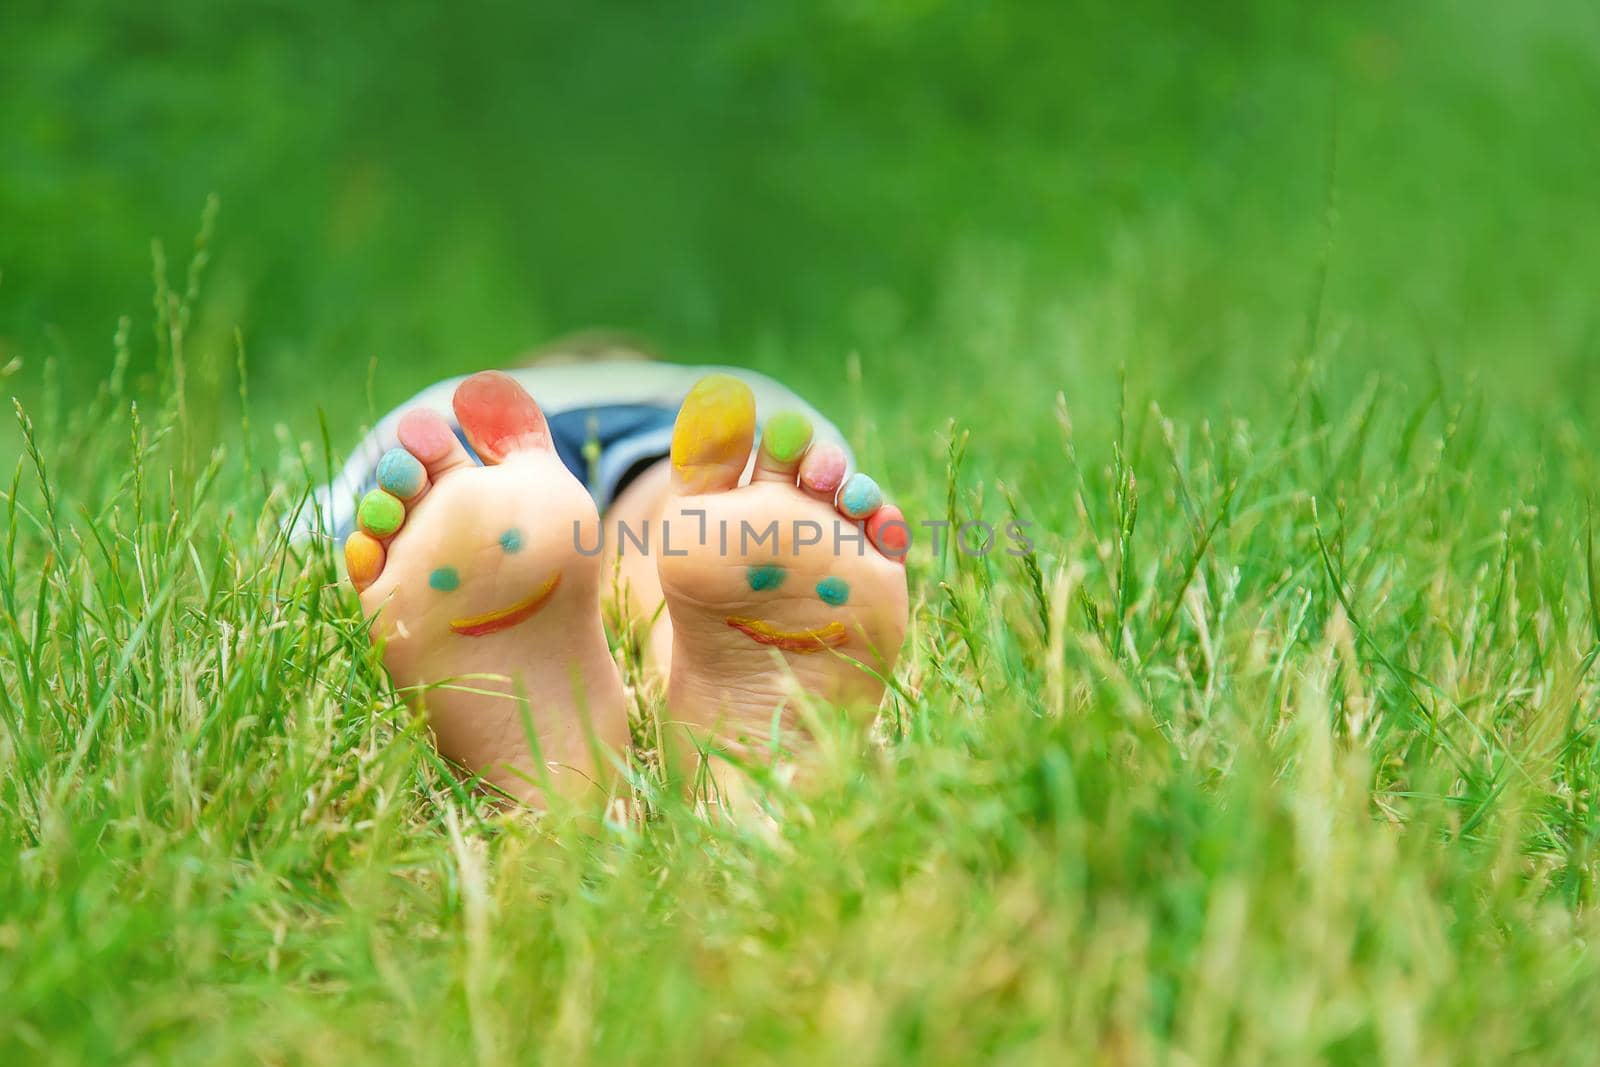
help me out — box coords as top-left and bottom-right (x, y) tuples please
(297, 362), (851, 540)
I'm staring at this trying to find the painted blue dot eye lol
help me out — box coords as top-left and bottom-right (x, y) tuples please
(429, 567), (460, 592)
(815, 576), (849, 606)
(747, 564), (787, 591)
(499, 528), (524, 553)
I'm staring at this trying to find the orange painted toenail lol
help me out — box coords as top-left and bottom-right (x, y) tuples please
(345, 532), (384, 589)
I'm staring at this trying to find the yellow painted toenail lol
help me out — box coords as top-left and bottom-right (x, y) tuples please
(670, 374), (755, 491)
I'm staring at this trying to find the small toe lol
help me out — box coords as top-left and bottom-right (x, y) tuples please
(397, 409), (474, 480)
(867, 504), (910, 563)
(837, 472), (883, 520)
(452, 371), (552, 464)
(752, 412), (814, 484)
(358, 488), (407, 539)
(798, 443), (848, 502)
(670, 374), (757, 495)
(345, 531), (385, 591)
(376, 447), (428, 501)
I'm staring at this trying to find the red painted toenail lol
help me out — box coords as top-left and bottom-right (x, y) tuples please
(867, 505), (911, 560)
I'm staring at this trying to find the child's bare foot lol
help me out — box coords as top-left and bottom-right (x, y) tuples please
(342, 371), (628, 807)
(657, 374), (909, 795)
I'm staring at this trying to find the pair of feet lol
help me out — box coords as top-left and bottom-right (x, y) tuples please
(343, 371), (909, 807)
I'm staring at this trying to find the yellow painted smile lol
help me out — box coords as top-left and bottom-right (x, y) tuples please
(450, 572), (562, 637)
(725, 615), (848, 653)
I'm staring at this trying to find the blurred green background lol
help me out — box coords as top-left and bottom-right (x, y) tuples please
(3, 0), (1598, 464)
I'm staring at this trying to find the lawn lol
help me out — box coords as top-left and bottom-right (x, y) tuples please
(5, 1), (1600, 1063)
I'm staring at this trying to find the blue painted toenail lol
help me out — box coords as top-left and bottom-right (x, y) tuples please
(747, 564), (786, 591)
(816, 576), (849, 605)
(500, 528), (524, 553)
(376, 448), (425, 499)
(838, 473), (882, 519)
(429, 567), (460, 592)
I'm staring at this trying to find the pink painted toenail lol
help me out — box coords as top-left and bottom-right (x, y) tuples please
(397, 410), (458, 463)
(800, 444), (847, 496)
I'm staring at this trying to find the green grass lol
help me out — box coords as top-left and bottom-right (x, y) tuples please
(6, 1), (1600, 1063)
(8, 236), (1600, 1065)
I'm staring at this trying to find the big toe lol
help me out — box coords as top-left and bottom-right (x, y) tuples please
(670, 374), (757, 495)
(453, 371), (553, 464)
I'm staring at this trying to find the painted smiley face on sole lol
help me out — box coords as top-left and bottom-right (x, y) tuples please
(363, 470), (587, 650)
(722, 570), (852, 651)
(343, 373), (628, 808)
(658, 488), (910, 784)
(725, 615), (850, 652)
(659, 490), (905, 680)
(657, 380), (910, 786)
(448, 570), (562, 637)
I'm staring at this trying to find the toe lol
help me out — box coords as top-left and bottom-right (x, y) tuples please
(837, 472), (883, 520)
(452, 371), (552, 464)
(345, 530), (385, 592)
(358, 488), (407, 539)
(752, 412), (814, 484)
(358, 440), (440, 545)
(376, 446), (428, 502)
(398, 408), (474, 480)
(866, 504), (911, 563)
(670, 374), (756, 494)
(798, 442), (848, 503)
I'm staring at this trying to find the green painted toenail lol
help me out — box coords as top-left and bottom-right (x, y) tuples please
(376, 448), (425, 499)
(429, 567), (460, 592)
(761, 413), (813, 464)
(747, 564), (787, 591)
(816, 576), (850, 605)
(500, 528), (523, 553)
(358, 490), (405, 537)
